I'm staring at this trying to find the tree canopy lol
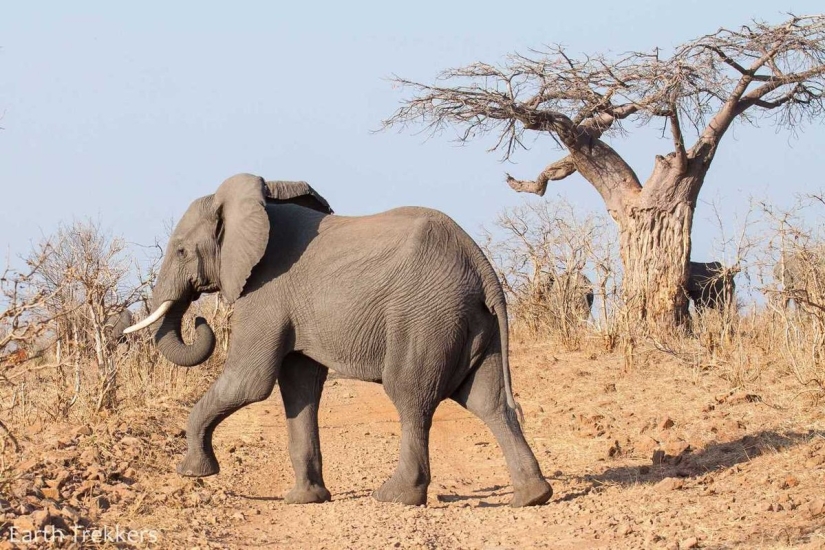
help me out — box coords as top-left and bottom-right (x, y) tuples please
(384, 14), (825, 206)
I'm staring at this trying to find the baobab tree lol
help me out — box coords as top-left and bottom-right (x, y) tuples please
(383, 14), (825, 331)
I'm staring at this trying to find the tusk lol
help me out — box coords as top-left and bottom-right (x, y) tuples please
(123, 301), (174, 334)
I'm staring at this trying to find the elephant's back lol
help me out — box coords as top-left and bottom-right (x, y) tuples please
(320, 206), (460, 233)
(292, 207), (488, 317)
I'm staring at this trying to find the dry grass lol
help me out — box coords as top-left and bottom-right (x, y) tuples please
(489, 194), (825, 409)
(1, 205), (825, 548)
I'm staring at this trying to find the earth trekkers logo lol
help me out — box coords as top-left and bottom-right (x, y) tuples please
(7, 524), (160, 545)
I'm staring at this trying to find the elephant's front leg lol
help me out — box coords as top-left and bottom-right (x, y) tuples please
(278, 353), (330, 504)
(177, 328), (283, 477)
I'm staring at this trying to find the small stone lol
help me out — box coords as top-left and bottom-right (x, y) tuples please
(762, 502), (774, 512)
(13, 515), (37, 534)
(16, 458), (38, 472)
(782, 475), (800, 489)
(79, 448), (99, 464)
(30, 509), (50, 529)
(805, 456), (824, 468)
(681, 536), (699, 548)
(73, 425), (93, 437)
(809, 499), (825, 517)
(656, 477), (684, 492)
(47, 470), (71, 489)
(617, 523), (632, 536)
(665, 440), (691, 457)
(659, 417), (675, 430)
(41, 487), (60, 500)
(61, 505), (82, 522)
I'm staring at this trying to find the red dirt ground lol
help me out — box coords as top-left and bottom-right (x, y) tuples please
(3, 342), (825, 548)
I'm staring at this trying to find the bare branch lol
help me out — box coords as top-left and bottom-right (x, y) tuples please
(668, 110), (688, 172)
(684, 15), (825, 160)
(384, 14), (824, 199)
(505, 157), (578, 195)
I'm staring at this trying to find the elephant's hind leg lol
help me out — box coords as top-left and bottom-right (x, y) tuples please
(372, 406), (435, 506)
(278, 353), (330, 504)
(373, 361), (442, 506)
(178, 329), (283, 478)
(451, 350), (552, 507)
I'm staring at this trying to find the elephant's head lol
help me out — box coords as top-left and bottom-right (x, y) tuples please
(105, 308), (135, 345)
(125, 173), (271, 366)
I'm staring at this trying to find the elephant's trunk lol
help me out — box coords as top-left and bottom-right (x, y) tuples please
(153, 300), (216, 367)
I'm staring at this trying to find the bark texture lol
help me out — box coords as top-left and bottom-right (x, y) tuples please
(618, 201), (692, 328)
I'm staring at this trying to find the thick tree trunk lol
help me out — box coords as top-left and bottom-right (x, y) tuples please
(507, 118), (704, 333)
(617, 200), (692, 330)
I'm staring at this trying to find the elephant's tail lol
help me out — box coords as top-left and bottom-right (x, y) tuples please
(491, 292), (524, 424)
(465, 241), (523, 424)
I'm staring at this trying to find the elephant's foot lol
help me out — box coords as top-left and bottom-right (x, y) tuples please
(176, 450), (220, 477)
(284, 483), (331, 504)
(510, 478), (552, 507)
(372, 479), (428, 506)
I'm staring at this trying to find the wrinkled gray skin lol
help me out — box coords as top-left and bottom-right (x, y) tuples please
(535, 270), (594, 317)
(145, 173), (552, 508)
(104, 309), (134, 345)
(774, 251), (823, 308)
(685, 261), (736, 312)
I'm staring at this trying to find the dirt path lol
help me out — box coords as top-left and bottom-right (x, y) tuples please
(217, 377), (557, 549)
(4, 343), (825, 549)
(149, 345), (825, 549)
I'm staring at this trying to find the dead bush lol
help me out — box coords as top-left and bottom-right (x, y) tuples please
(0, 221), (232, 437)
(482, 198), (623, 351)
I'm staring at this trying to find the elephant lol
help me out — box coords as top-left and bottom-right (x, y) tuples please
(685, 261), (736, 312)
(104, 308), (134, 345)
(534, 270), (594, 319)
(774, 250), (825, 309)
(125, 173), (552, 508)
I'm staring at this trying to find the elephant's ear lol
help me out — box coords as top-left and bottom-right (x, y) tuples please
(214, 174), (270, 304)
(265, 180), (333, 214)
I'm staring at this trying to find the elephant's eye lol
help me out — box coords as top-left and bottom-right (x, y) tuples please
(176, 247), (187, 259)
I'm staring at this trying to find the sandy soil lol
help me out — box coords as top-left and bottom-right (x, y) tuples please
(3, 342), (825, 549)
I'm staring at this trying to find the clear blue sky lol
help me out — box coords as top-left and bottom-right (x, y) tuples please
(1, 2), (823, 270)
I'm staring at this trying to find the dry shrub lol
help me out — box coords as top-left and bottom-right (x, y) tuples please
(658, 195), (825, 404)
(758, 195), (825, 402)
(481, 193), (825, 406)
(482, 198), (623, 351)
(0, 221), (232, 445)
